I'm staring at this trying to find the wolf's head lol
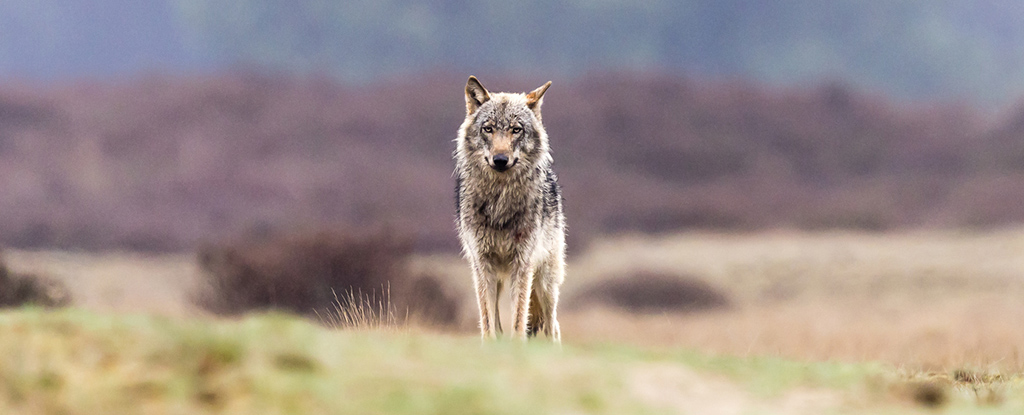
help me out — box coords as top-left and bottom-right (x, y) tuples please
(457, 76), (552, 174)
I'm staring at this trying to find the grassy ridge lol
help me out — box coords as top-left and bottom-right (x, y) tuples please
(0, 309), (1019, 414)
(0, 309), (648, 415)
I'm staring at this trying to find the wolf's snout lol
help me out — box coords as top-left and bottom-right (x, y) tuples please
(492, 154), (510, 171)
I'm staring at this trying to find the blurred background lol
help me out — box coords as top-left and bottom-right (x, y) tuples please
(4, 0), (1024, 251)
(4, 1), (1024, 366)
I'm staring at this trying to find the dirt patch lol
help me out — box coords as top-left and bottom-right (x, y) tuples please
(628, 363), (840, 415)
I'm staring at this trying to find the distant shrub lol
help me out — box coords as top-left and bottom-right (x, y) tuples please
(797, 210), (893, 231)
(403, 273), (461, 326)
(602, 207), (750, 233)
(0, 253), (72, 308)
(194, 228), (461, 327)
(569, 272), (730, 314)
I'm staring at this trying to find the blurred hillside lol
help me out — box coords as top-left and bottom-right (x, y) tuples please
(2, 72), (1024, 251)
(4, 1), (1024, 105)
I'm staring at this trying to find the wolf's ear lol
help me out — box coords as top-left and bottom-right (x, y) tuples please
(526, 81), (551, 111)
(465, 76), (490, 114)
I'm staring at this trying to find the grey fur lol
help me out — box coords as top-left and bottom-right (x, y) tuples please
(454, 76), (565, 342)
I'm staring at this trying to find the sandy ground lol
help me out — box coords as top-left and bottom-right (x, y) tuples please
(4, 250), (202, 317)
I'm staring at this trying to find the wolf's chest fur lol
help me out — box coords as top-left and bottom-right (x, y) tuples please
(457, 166), (545, 258)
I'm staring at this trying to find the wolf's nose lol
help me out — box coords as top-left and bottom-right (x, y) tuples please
(492, 154), (509, 168)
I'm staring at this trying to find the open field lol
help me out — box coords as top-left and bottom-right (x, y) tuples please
(6, 229), (1024, 412)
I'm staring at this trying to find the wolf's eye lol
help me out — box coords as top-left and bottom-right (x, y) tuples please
(482, 126), (493, 134)
(511, 127), (523, 134)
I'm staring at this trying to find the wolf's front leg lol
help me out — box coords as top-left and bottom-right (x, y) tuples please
(509, 266), (535, 340)
(472, 266), (501, 340)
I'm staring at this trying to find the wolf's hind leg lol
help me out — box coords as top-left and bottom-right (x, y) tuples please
(532, 256), (564, 342)
(527, 287), (543, 337)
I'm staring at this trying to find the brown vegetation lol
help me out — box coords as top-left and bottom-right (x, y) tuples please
(568, 271), (729, 313)
(194, 228), (460, 326)
(2, 72), (1024, 252)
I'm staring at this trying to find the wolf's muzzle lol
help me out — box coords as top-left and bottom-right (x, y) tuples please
(491, 154), (511, 172)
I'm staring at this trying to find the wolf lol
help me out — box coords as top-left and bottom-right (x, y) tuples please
(454, 76), (566, 342)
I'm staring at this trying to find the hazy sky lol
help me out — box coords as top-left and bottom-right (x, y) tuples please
(3, 1), (1024, 106)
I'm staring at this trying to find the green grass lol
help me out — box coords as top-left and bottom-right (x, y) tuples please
(0, 309), (1022, 415)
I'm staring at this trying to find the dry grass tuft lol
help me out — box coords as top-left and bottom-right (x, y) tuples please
(890, 367), (1017, 409)
(314, 288), (399, 330)
(950, 369), (1011, 406)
